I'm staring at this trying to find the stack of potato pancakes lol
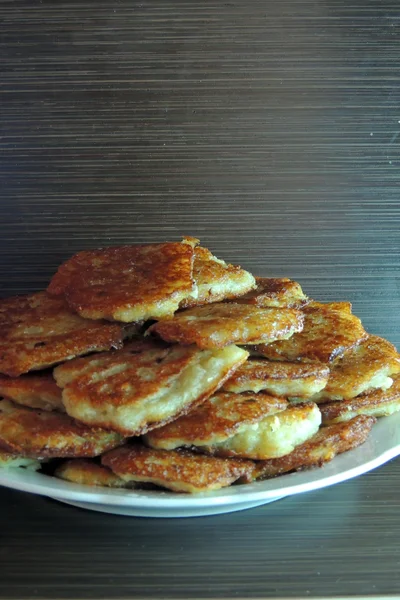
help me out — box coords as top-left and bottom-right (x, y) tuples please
(0, 238), (399, 493)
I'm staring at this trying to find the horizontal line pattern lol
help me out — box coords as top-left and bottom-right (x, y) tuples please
(1, 2), (400, 598)
(1, 0), (399, 347)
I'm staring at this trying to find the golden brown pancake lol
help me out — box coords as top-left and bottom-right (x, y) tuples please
(54, 342), (249, 436)
(253, 415), (376, 480)
(55, 458), (128, 488)
(180, 245), (256, 308)
(234, 277), (308, 308)
(0, 292), (125, 377)
(307, 300), (353, 313)
(47, 240), (197, 322)
(102, 443), (255, 493)
(0, 399), (124, 458)
(0, 373), (64, 411)
(320, 374), (400, 424)
(0, 449), (41, 471)
(199, 402), (321, 459)
(144, 391), (288, 452)
(222, 358), (330, 397)
(148, 303), (304, 349)
(251, 302), (367, 363)
(312, 335), (400, 402)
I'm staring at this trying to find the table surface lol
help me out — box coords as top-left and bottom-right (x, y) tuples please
(1, 0), (400, 598)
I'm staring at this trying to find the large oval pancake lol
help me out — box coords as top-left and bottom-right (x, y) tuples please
(144, 391), (288, 450)
(54, 342), (249, 436)
(320, 374), (400, 424)
(0, 373), (64, 412)
(233, 277), (308, 308)
(47, 241), (196, 322)
(180, 245), (256, 309)
(251, 303), (367, 363)
(148, 303), (304, 349)
(312, 335), (400, 402)
(203, 402), (321, 460)
(102, 443), (255, 493)
(0, 400), (124, 458)
(0, 292), (126, 377)
(222, 358), (330, 397)
(253, 415), (376, 480)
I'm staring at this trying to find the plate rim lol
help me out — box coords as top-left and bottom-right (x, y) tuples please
(0, 412), (399, 511)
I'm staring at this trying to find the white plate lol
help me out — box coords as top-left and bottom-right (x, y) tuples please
(1, 412), (400, 518)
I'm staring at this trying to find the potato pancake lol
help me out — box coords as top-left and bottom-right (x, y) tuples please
(144, 391), (288, 451)
(54, 342), (249, 436)
(148, 303), (304, 349)
(253, 415), (376, 479)
(234, 277), (308, 308)
(252, 302), (367, 363)
(47, 241), (196, 322)
(312, 335), (400, 402)
(0, 373), (64, 411)
(0, 292), (125, 377)
(180, 245), (256, 308)
(102, 443), (255, 493)
(222, 358), (330, 397)
(320, 374), (400, 424)
(0, 399), (124, 458)
(55, 458), (128, 488)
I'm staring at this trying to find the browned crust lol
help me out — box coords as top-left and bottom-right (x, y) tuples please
(55, 459), (127, 487)
(144, 392), (288, 448)
(0, 401), (124, 458)
(180, 246), (256, 309)
(0, 373), (63, 411)
(224, 359), (330, 385)
(55, 344), (248, 436)
(253, 415), (376, 479)
(47, 242), (196, 321)
(0, 292), (125, 377)
(317, 335), (400, 401)
(102, 443), (256, 492)
(320, 375), (400, 423)
(252, 303), (367, 363)
(148, 303), (304, 349)
(233, 277), (309, 308)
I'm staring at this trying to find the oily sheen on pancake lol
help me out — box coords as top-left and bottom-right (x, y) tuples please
(47, 241), (197, 322)
(54, 342), (249, 436)
(0, 292), (125, 377)
(148, 303), (304, 349)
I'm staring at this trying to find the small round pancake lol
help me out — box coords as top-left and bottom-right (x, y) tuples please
(222, 359), (330, 398)
(0, 449), (41, 471)
(0, 292), (125, 377)
(144, 391), (288, 450)
(253, 415), (376, 480)
(47, 241), (196, 322)
(252, 303), (367, 363)
(234, 277), (308, 308)
(180, 245), (256, 309)
(102, 443), (255, 493)
(148, 303), (304, 349)
(320, 374), (400, 424)
(312, 335), (400, 402)
(55, 459), (128, 488)
(54, 342), (249, 436)
(202, 402), (322, 460)
(0, 399), (124, 458)
(0, 373), (64, 412)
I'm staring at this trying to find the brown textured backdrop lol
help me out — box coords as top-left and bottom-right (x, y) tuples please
(1, 0), (400, 598)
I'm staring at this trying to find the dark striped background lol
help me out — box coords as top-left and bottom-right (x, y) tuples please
(1, 1), (400, 598)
